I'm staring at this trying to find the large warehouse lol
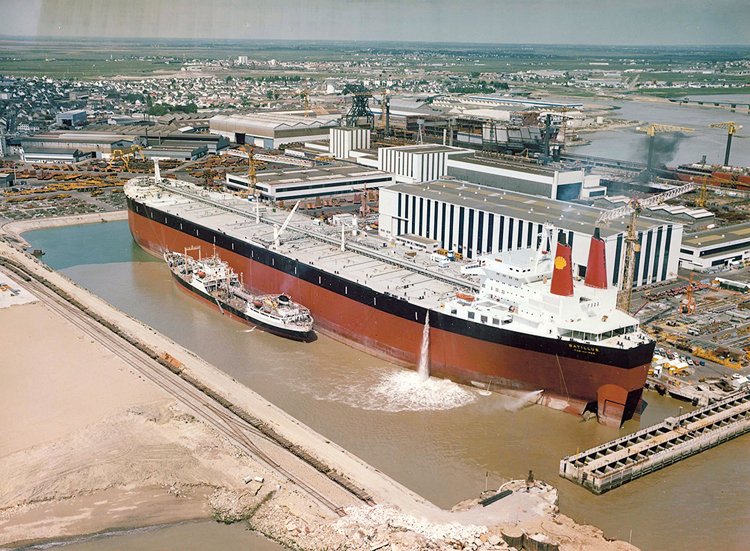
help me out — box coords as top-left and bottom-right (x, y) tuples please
(679, 222), (750, 270)
(210, 112), (341, 149)
(379, 179), (682, 288)
(446, 154), (606, 200)
(225, 164), (394, 202)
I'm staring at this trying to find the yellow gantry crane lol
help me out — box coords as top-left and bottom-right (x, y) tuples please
(637, 124), (693, 173)
(596, 182), (697, 312)
(709, 121), (743, 166)
(239, 144), (262, 200)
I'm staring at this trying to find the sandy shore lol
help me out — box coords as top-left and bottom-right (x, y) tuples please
(0, 299), (264, 546)
(0, 217), (638, 550)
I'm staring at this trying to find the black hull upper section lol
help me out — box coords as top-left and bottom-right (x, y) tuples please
(130, 197), (654, 369)
(169, 269), (316, 343)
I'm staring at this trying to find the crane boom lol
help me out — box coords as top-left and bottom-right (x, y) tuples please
(596, 182), (696, 224)
(274, 201), (301, 248)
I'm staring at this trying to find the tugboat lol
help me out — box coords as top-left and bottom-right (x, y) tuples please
(165, 247), (315, 341)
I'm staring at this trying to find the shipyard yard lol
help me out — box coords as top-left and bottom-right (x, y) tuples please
(2, 3), (750, 549)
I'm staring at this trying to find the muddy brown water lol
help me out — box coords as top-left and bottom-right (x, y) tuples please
(24, 222), (750, 551)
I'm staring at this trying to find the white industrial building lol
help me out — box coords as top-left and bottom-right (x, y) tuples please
(20, 148), (92, 163)
(679, 222), (750, 271)
(446, 154), (606, 200)
(379, 179), (682, 288)
(376, 144), (470, 183)
(210, 112), (341, 149)
(225, 164), (394, 202)
(329, 127), (370, 160)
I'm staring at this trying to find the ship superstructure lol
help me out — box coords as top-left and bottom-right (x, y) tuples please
(446, 227), (646, 349)
(125, 174), (654, 426)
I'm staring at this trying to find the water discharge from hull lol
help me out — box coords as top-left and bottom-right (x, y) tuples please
(417, 313), (430, 382)
(321, 370), (478, 413)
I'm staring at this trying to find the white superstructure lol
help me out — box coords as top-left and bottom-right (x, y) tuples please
(441, 242), (646, 348)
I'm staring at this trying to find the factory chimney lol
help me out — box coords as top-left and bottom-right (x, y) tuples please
(584, 227), (608, 289)
(550, 230), (574, 297)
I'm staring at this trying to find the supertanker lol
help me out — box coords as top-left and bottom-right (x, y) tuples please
(125, 172), (654, 427)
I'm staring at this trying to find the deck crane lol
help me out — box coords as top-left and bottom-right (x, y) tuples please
(273, 200), (300, 248)
(709, 121), (742, 166)
(596, 182), (697, 312)
(637, 124), (693, 173)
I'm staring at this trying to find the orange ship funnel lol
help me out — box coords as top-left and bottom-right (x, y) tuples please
(584, 227), (608, 289)
(550, 231), (574, 297)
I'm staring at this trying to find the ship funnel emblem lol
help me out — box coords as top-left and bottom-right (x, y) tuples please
(550, 231), (573, 297)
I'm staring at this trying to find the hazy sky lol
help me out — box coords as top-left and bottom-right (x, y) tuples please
(2, 0), (749, 46)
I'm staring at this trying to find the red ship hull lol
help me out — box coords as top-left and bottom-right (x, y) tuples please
(675, 169), (750, 190)
(128, 205), (650, 426)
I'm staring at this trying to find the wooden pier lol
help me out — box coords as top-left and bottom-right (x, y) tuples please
(559, 389), (750, 494)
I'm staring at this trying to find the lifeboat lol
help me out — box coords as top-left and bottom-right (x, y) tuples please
(456, 292), (475, 302)
(197, 270), (206, 278)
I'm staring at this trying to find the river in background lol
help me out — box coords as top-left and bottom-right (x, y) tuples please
(24, 221), (750, 551)
(571, 94), (750, 168)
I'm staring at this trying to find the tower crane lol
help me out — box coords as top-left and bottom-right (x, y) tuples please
(709, 121), (742, 166)
(380, 88), (391, 136)
(637, 124), (693, 173)
(239, 144), (262, 200)
(299, 87), (311, 117)
(596, 182), (697, 312)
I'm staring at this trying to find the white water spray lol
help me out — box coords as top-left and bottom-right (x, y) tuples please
(417, 313), (430, 381)
(500, 389), (544, 412)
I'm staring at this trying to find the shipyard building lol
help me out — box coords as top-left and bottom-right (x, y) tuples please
(350, 144), (603, 201)
(446, 154), (605, 200)
(210, 112), (341, 149)
(679, 222), (750, 270)
(225, 164), (393, 202)
(379, 180), (682, 288)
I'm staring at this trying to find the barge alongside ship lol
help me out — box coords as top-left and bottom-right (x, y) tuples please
(125, 173), (654, 427)
(165, 248), (315, 341)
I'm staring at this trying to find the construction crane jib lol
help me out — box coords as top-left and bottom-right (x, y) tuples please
(709, 121), (743, 166)
(596, 182), (696, 312)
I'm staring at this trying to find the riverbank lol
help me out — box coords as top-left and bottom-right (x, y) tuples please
(0, 210), (128, 248)
(0, 219), (638, 550)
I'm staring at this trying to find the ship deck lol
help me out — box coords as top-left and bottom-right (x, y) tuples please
(127, 177), (477, 311)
